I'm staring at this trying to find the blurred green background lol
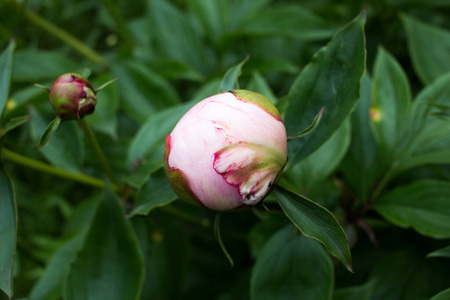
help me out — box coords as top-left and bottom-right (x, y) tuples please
(1, 0), (450, 299)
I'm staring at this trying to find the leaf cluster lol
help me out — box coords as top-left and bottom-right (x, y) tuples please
(1, 0), (450, 299)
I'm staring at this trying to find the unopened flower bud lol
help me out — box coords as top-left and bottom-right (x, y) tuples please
(164, 90), (288, 211)
(49, 73), (97, 120)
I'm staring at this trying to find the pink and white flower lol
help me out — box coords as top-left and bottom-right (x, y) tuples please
(164, 90), (288, 211)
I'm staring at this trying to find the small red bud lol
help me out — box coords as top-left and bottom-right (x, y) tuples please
(49, 73), (97, 120)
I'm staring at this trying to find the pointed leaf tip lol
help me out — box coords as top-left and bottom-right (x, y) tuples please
(37, 116), (62, 148)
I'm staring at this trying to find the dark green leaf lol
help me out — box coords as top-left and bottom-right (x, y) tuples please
(284, 11), (366, 167)
(29, 108), (84, 172)
(29, 232), (86, 300)
(428, 245), (450, 259)
(246, 71), (277, 105)
(111, 61), (180, 122)
(130, 168), (178, 216)
(88, 74), (119, 139)
(393, 73), (450, 176)
(147, 0), (213, 75)
(0, 40), (15, 118)
(369, 251), (450, 300)
(126, 102), (194, 186)
(370, 47), (411, 164)
(187, 0), (228, 45)
(341, 74), (377, 202)
(373, 180), (450, 239)
(236, 6), (335, 41)
(1, 115), (31, 137)
(430, 288), (450, 300)
(219, 56), (249, 92)
(248, 217), (287, 259)
(244, 56), (299, 76)
(273, 185), (352, 271)
(12, 50), (79, 82)
(0, 166), (16, 299)
(285, 118), (350, 193)
(333, 281), (374, 300)
(64, 185), (144, 300)
(132, 216), (189, 300)
(287, 107), (324, 141)
(250, 225), (334, 300)
(401, 14), (450, 85)
(37, 117), (61, 148)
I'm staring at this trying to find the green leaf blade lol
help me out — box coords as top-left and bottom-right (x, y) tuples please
(0, 165), (17, 299)
(273, 185), (352, 272)
(38, 117), (62, 148)
(219, 56), (249, 92)
(401, 13), (450, 85)
(0, 40), (15, 118)
(130, 169), (178, 216)
(1, 115), (31, 137)
(250, 225), (334, 300)
(373, 180), (450, 239)
(64, 186), (144, 300)
(284, 11), (366, 166)
(428, 245), (450, 259)
(370, 47), (411, 164)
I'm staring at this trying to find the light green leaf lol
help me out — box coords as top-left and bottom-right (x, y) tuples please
(273, 185), (352, 271)
(430, 288), (450, 300)
(29, 108), (84, 172)
(111, 61), (180, 122)
(88, 74), (119, 139)
(130, 168), (178, 216)
(250, 225), (334, 300)
(0, 40), (15, 118)
(29, 232), (86, 300)
(428, 245), (450, 259)
(37, 117), (62, 148)
(64, 185), (144, 300)
(236, 6), (335, 41)
(0, 166), (16, 299)
(370, 47), (411, 164)
(401, 14), (450, 85)
(1, 115), (31, 137)
(373, 180), (450, 239)
(284, 11), (366, 167)
(219, 56), (249, 92)
(12, 50), (79, 82)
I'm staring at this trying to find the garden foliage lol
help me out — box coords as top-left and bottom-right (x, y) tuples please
(1, 0), (450, 299)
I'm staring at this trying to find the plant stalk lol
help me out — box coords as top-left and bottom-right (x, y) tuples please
(1, 148), (120, 192)
(78, 118), (121, 188)
(5, 0), (106, 65)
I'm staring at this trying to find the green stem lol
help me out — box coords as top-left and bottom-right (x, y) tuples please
(214, 213), (234, 267)
(369, 161), (398, 204)
(78, 118), (120, 187)
(7, 1), (106, 65)
(1, 148), (120, 192)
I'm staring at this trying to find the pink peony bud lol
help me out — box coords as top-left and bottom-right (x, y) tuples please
(164, 90), (288, 211)
(49, 73), (97, 120)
